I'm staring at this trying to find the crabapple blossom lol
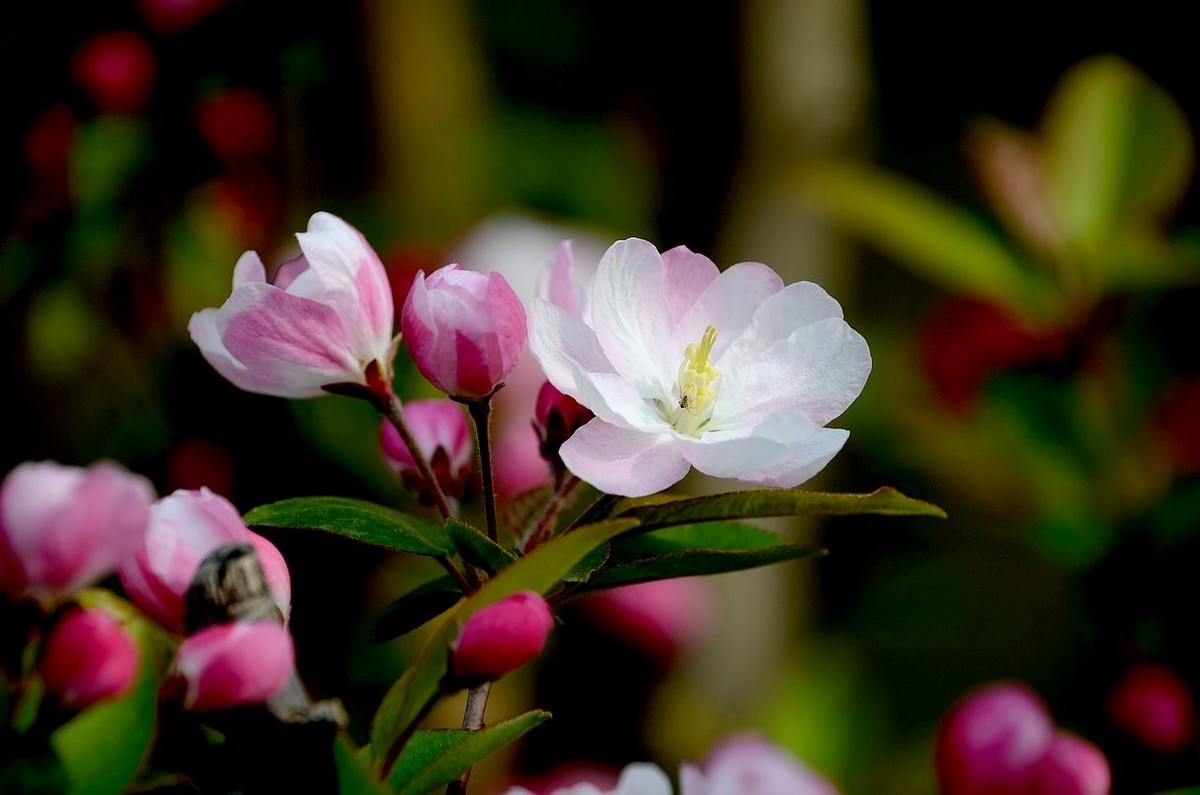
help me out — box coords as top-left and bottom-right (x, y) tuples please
(533, 381), (594, 466)
(679, 735), (838, 795)
(119, 488), (290, 632)
(1106, 663), (1194, 754)
(189, 211), (396, 400)
(175, 621), (294, 711)
(528, 238), (871, 497)
(502, 763), (672, 795)
(39, 607), (139, 709)
(1026, 733), (1111, 795)
(0, 460), (154, 607)
(380, 399), (473, 503)
(451, 591), (554, 683)
(401, 264), (527, 400)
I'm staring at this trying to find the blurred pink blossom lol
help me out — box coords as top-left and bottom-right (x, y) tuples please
(40, 607), (139, 709)
(575, 578), (711, 665)
(189, 212), (395, 400)
(119, 488), (290, 632)
(175, 621), (293, 711)
(70, 32), (156, 114)
(502, 763), (671, 795)
(1106, 663), (1195, 754)
(1026, 733), (1111, 795)
(380, 400), (474, 504)
(679, 735), (838, 795)
(195, 88), (276, 164)
(0, 460), (154, 608)
(401, 264), (526, 400)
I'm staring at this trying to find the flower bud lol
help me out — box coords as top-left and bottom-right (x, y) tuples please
(936, 682), (1054, 795)
(402, 264), (527, 399)
(1106, 663), (1194, 754)
(40, 607), (138, 709)
(451, 591), (553, 683)
(189, 212), (395, 401)
(119, 488), (290, 632)
(576, 578), (711, 666)
(70, 32), (156, 114)
(533, 381), (593, 465)
(195, 89), (275, 164)
(680, 735), (838, 795)
(174, 621), (294, 711)
(1026, 733), (1111, 795)
(380, 400), (473, 504)
(1, 460), (154, 608)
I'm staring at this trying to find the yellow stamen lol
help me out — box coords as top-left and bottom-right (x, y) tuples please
(672, 325), (721, 435)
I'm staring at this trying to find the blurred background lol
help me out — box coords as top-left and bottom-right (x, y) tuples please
(2, 1), (1199, 792)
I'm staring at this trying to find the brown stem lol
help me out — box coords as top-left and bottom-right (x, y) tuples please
(444, 682), (493, 795)
(523, 473), (581, 553)
(385, 393), (453, 521)
(465, 398), (499, 544)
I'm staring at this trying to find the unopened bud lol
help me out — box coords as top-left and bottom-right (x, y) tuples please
(40, 607), (138, 709)
(175, 621), (294, 711)
(1107, 663), (1194, 754)
(533, 381), (593, 467)
(380, 400), (473, 504)
(451, 591), (553, 683)
(1027, 733), (1111, 795)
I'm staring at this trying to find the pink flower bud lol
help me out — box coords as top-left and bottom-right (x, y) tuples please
(119, 489), (290, 632)
(576, 578), (711, 666)
(174, 621), (294, 711)
(40, 607), (139, 709)
(195, 89), (275, 164)
(1106, 663), (1195, 754)
(451, 591), (553, 682)
(402, 264), (527, 399)
(189, 212), (396, 400)
(533, 381), (594, 464)
(936, 682), (1055, 795)
(70, 32), (156, 114)
(1026, 733), (1111, 795)
(1, 461), (154, 608)
(680, 735), (839, 795)
(380, 400), (473, 503)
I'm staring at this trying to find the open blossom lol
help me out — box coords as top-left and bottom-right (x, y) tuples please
(503, 763), (672, 795)
(189, 211), (395, 399)
(119, 488), (290, 632)
(529, 239), (871, 497)
(680, 736), (838, 795)
(1, 461), (154, 607)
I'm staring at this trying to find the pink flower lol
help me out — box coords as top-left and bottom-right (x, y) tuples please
(380, 400), (474, 503)
(1026, 733), (1111, 795)
(401, 264), (527, 400)
(503, 763), (672, 795)
(40, 607), (139, 709)
(189, 212), (396, 399)
(936, 683), (1055, 795)
(0, 461), (154, 607)
(575, 578), (711, 665)
(70, 32), (156, 114)
(174, 621), (294, 711)
(1106, 663), (1195, 754)
(534, 381), (594, 466)
(119, 488), (290, 632)
(680, 735), (838, 795)
(528, 239), (871, 497)
(451, 591), (554, 683)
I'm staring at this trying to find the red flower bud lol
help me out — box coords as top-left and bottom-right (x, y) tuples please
(175, 621), (293, 711)
(533, 381), (593, 465)
(1026, 733), (1110, 795)
(195, 89), (275, 164)
(70, 32), (156, 114)
(1107, 663), (1194, 754)
(451, 591), (553, 683)
(936, 682), (1054, 794)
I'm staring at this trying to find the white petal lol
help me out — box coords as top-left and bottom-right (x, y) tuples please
(661, 245), (719, 326)
(730, 280), (846, 348)
(232, 251), (267, 287)
(716, 316), (871, 427)
(528, 298), (616, 397)
(678, 412), (813, 479)
(613, 763), (675, 795)
(733, 427), (850, 488)
(570, 364), (671, 432)
(673, 262), (783, 362)
(560, 420), (691, 497)
(588, 239), (674, 394)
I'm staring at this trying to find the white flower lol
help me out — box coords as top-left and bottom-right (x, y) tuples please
(503, 763), (673, 795)
(528, 239), (870, 497)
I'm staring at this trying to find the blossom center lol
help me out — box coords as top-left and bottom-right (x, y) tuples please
(665, 324), (722, 436)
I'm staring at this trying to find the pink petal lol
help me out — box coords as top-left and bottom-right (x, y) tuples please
(176, 621), (294, 711)
(559, 420), (690, 497)
(537, 239), (584, 318)
(232, 250), (267, 286)
(661, 245), (719, 327)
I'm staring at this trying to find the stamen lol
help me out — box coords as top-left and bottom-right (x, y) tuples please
(670, 325), (721, 436)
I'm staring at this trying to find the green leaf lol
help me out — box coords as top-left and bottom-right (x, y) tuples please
(370, 518), (639, 774)
(386, 711), (551, 794)
(369, 577), (464, 643)
(51, 646), (159, 795)
(245, 497), (452, 557)
(446, 519), (518, 575)
(1043, 55), (1194, 249)
(334, 738), (391, 795)
(593, 486), (946, 530)
(578, 521), (826, 591)
(563, 543), (610, 584)
(794, 160), (1048, 315)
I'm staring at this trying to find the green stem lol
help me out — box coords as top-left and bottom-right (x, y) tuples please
(444, 683), (492, 795)
(523, 473), (581, 553)
(466, 398), (499, 544)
